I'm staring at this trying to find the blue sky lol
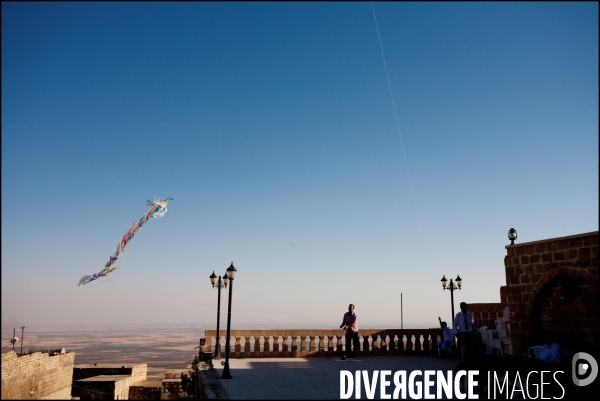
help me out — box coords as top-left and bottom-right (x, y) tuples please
(2, 2), (598, 331)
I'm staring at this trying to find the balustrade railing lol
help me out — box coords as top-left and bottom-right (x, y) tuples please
(203, 329), (442, 358)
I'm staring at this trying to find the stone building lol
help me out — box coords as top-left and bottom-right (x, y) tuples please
(1, 349), (75, 400)
(75, 375), (133, 400)
(470, 231), (598, 356)
(72, 362), (148, 399)
(72, 363), (190, 400)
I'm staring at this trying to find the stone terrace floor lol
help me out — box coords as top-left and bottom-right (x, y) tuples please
(213, 356), (461, 400)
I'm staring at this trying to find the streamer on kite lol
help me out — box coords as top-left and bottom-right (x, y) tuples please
(77, 197), (173, 286)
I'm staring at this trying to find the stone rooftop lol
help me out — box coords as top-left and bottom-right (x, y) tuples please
(76, 374), (131, 382)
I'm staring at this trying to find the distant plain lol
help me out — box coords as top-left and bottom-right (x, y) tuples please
(1, 325), (204, 379)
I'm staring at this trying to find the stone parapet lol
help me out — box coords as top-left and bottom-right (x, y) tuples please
(203, 328), (441, 358)
(1, 350), (74, 400)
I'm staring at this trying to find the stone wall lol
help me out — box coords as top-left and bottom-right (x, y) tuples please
(468, 302), (507, 329)
(162, 379), (185, 400)
(197, 360), (228, 400)
(1, 351), (75, 400)
(500, 231), (599, 355)
(131, 363), (147, 383)
(115, 376), (134, 400)
(129, 382), (162, 400)
(41, 386), (73, 400)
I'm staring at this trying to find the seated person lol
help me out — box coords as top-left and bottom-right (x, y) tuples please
(539, 330), (564, 364)
(436, 316), (453, 355)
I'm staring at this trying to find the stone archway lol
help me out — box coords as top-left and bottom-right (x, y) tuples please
(529, 274), (587, 349)
(499, 231), (598, 355)
(526, 267), (597, 351)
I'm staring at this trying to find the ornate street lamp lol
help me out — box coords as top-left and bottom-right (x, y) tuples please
(210, 271), (227, 359)
(441, 275), (462, 326)
(508, 228), (517, 245)
(221, 262), (237, 379)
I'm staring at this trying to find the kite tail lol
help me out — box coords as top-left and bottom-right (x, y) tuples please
(77, 197), (172, 287)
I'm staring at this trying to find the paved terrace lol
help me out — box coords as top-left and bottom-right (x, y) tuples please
(204, 328), (461, 399)
(213, 356), (461, 399)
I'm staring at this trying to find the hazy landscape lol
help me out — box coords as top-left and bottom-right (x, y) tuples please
(1, 325), (205, 379)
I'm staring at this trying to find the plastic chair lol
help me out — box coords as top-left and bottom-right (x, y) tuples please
(528, 345), (542, 359)
(485, 343), (502, 356)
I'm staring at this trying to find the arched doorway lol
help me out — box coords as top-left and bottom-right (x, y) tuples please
(530, 275), (588, 350)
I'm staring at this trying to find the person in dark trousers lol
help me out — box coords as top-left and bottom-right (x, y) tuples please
(461, 327), (486, 359)
(340, 304), (358, 360)
(454, 302), (474, 357)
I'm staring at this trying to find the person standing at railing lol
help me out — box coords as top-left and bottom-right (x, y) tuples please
(340, 304), (358, 360)
(454, 302), (474, 356)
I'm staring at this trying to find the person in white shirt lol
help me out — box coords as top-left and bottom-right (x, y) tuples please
(454, 302), (474, 354)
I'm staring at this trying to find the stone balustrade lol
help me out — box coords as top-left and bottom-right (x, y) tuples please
(203, 329), (442, 358)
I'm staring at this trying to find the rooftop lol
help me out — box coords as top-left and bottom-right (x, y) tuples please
(76, 374), (131, 383)
(74, 362), (146, 369)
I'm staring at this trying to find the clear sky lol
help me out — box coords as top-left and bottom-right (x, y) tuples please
(2, 2), (598, 332)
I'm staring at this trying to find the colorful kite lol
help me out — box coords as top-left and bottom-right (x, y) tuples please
(77, 197), (173, 286)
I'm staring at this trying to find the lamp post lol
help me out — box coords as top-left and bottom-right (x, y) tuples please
(20, 327), (25, 355)
(440, 275), (462, 326)
(210, 271), (228, 359)
(221, 262), (237, 379)
(10, 328), (16, 351)
(508, 228), (517, 245)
